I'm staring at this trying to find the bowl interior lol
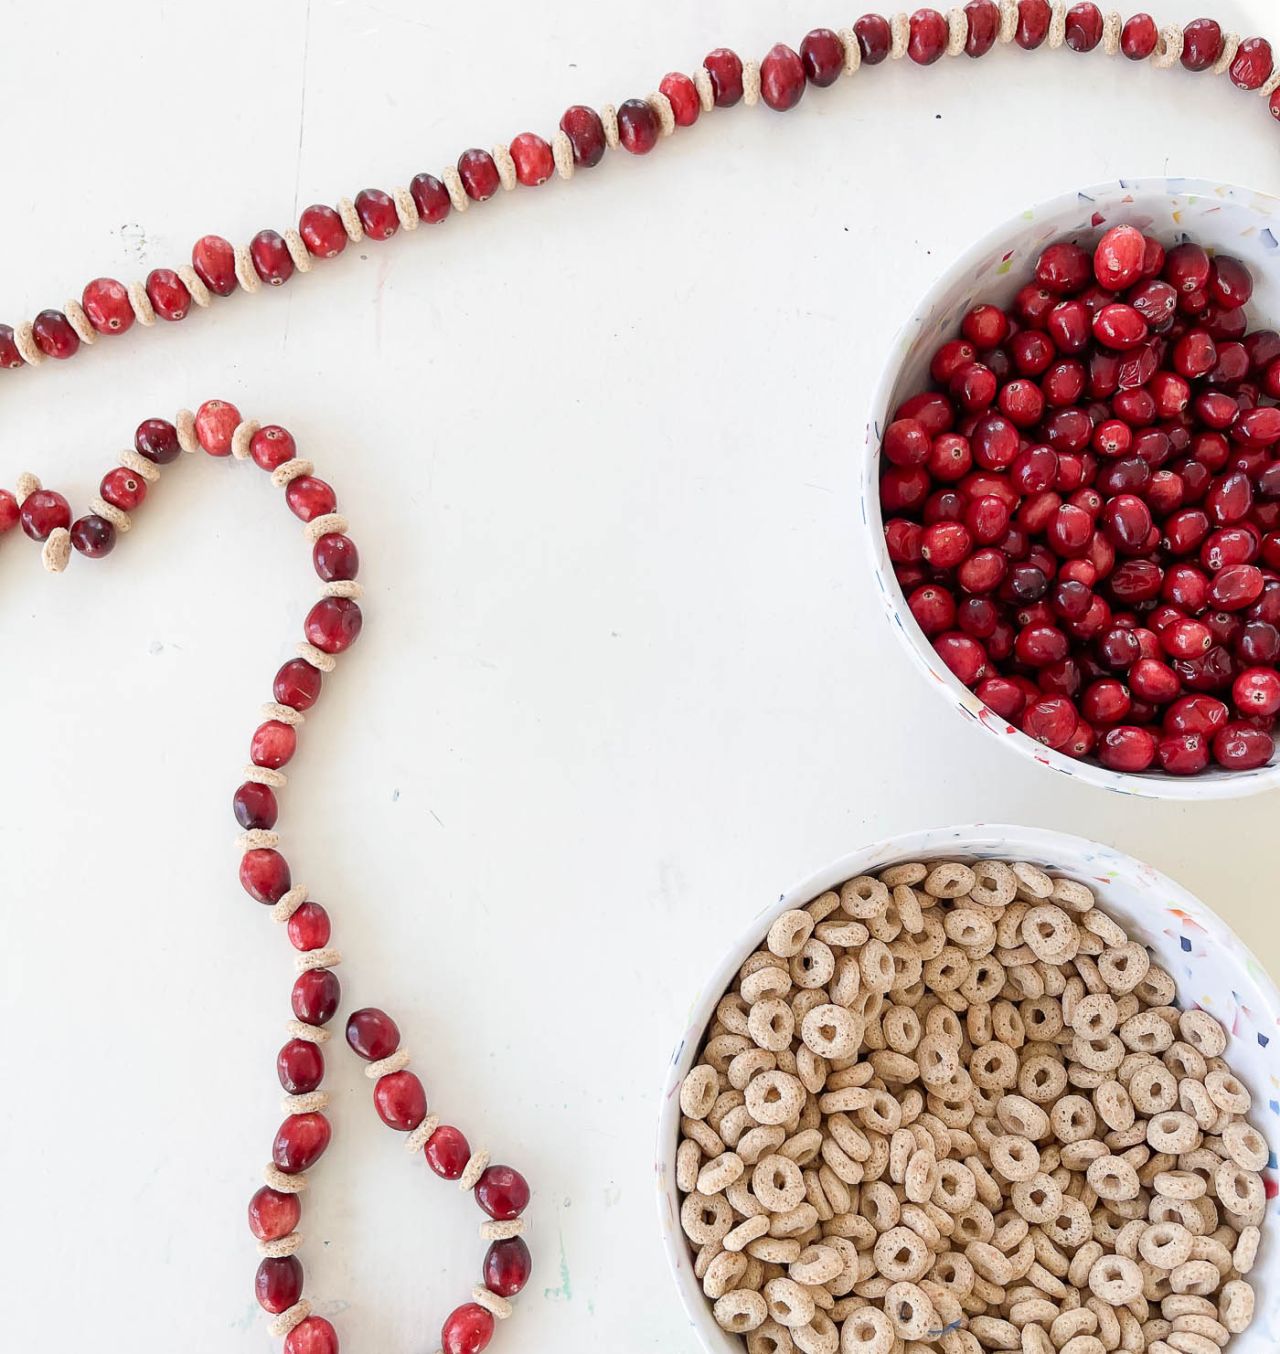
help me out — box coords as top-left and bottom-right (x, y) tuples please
(862, 179), (1280, 799)
(658, 824), (1280, 1354)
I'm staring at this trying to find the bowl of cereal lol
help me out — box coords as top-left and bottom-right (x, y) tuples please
(657, 824), (1279, 1353)
(862, 179), (1280, 798)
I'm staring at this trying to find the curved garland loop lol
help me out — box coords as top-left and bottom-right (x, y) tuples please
(3, 6), (1278, 1353)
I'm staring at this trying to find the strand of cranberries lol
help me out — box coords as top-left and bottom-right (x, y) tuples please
(880, 227), (1280, 777)
(1, 7), (1278, 386)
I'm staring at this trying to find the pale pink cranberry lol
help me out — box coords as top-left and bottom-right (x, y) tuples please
(659, 73), (700, 125)
(195, 399), (242, 456)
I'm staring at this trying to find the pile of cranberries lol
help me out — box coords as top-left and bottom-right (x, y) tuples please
(879, 227), (1280, 777)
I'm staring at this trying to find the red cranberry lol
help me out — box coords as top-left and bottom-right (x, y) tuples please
(1016, 0), (1053, 49)
(957, 548), (1008, 594)
(559, 107), (606, 167)
(1011, 330), (1055, 376)
(292, 968), (340, 1025)
(898, 391), (955, 435)
(854, 15), (893, 64)
(248, 1186), (301, 1241)
(907, 9), (948, 64)
(1212, 722), (1274, 769)
(314, 532), (359, 582)
(251, 720), (297, 769)
(256, 1256), (304, 1314)
(1165, 243), (1212, 295)
(275, 658), (323, 711)
(703, 48), (744, 105)
(134, 418), (181, 465)
(931, 339), (977, 383)
(284, 1317), (339, 1354)
(425, 1124), (472, 1179)
(145, 268), (191, 321)
(1209, 564), (1264, 611)
(286, 476), (337, 522)
(304, 597), (363, 654)
(234, 781), (278, 831)
(458, 150), (500, 201)
(1098, 725), (1157, 772)
(884, 418), (931, 467)
(509, 133), (554, 186)
(277, 1038), (325, 1094)
(355, 188), (399, 240)
(475, 1165), (530, 1219)
(617, 99), (659, 153)
(1180, 17), (1223, 71)
(1016, 624), (1069, 667)
(963, 305), (1008, 349)
(1081, 678), (1131, 725)
(1161, 618), (1214, 659)
(409, 173), (452, 224)
(1101, 494), (1152, 554)
(192, 235), (238, 296)
(908, 585), (956, 636)
(484, 1236), (533, 1298)
(32, 309), (79, 359)
(1164, 694), (1229, 735)
(760, 43), (807, 107)
(659, 73), (701, 126)
(251, 230), (295, 286)
(82, 277), (135, 335)
(1064, 4), (1103, 52)
(934, 632), (988, 686)
(346, 1008), (401, 1061)
(1093, 226), (1145, 292)
(1093, 303), (1147, 351)
(287, 902), (331, 952)
(1230, 37), (1274, 90)
(300, 204), (348, 258)
(1158, 730), (1210, 775)
(1234, 667), (1280, 717)
(19, 489), (71, 541)
(195, 399), (241, 456)
(1237, 621), (1280, 666)
(272, 1112), (331, 1174)
(441, 1304), (495, 1354)
(964, 0), (1000, 55)
(240, 848), (291, 904)
(1129, 657), (1180, 704)
(1022, 696), (1077, 749)
(1121, 13), (1159, 59)
(977, 675), (1032, 720)
(881, 466), (930, 514)
(249, 424), (297, 471)
(920, 521), (971, 569)
(374, 1070), (427, 1130)
(929, 433), (973, 482)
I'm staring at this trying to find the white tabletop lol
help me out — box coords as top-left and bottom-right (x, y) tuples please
(2, 2), (1277, 1350)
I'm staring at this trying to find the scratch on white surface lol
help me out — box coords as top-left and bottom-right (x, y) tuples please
(291, 0), (313, 220)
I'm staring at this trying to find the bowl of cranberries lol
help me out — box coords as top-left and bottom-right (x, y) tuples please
(867, 178), (1280, 795)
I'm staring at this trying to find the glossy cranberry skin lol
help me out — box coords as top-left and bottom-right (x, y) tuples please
(1022, 696), (1077, 749)
(374, 1070), (427, 1130)
(920, 521), (971, 569)
(760, 43), (807, 108)
(1234, 667), (1280, 716)
(273, 1113), (331, 1174)
(475, 1165), (530, 1219)
(957, 548), (1007, 594)
(146, 268), (191, 321)
(1160, 619), (1214, 660)
(883, 418), (930, 467)
(1093, 304), (1147, 352)
(885, 519), (923, 563)
(256, 1255), (304, 1313)
(314, 533), (359, 582)
(935, 632), (988, 686)
(288, 902), (331, 952)
(881, 467), (930, 514)
(32, 309), (79, 359)
(1081, 678), (1131, 725)
(854, 14), (893, 63)
(441, 1304), (495, 1354)
(355, 188), (398, 240)
(251, 230), (295, 286)
(19, 490), (71, 541)
(304, 597), (363, 654)
(1016, 0), (1052, 49)
(1213, 722), (1274, 769)
(703, 48), (744, 105)
(1180, 17), (1222, 71)
(300, 204), (348, 258)
(1036, 241), (1091, 295)
(345, 1007), (400, 1062)
(292, 968), (340, 1025)
(191, 235), (237, 296)
(275, 658), (323, 711)
(1164, 694), (1229, 736)
(1158, 730), (1210, 775)
(1210, 564), (1264, 611)
(1064, 3), (1103, 51)
(247, 424), (296, 472)
(482, 1235), (533, 1299)
(1093, 226), (1144, 292)
(1129, 657), (1180, 704)
(1237, 621), (1280, 666)
(277, 1038), (325, 1095)
(1102, 494), (1152, 554)
(930, 433), (972, 482)
(240, 848), (291, 904)
(425, 1124), (472, 1179)
(659, 73), (700, 125)
(457, 150), (500, 201)
(233, 781), (278, 831)
(1098, 725), (1157, 772)
(251, 720), (297, 770)
(0, 325), (23, 369)
(1230, 37), (1273, 90)
(960, 0), (999, 55)
(1165, 242), (1212, 295)
(509, 133), (554, 186)
(908, 585), (956, 636)
(409, 173), (452, 223)
(286, 476), (337, 522)
(616, 99), (659, 154)
(82, 277), (135, 335)
(907, 9), (948, 63)
(1234, 406), (1280, 448)
(284, 1317), (340, 1354)
(248, 1185), (301, 1241)
(195, 399), (241, 456)
(559, 106), (606, 167)
(67, 515), (112, 557)
(1121, 13), (1159, 58)
(98, 467), (146, 513)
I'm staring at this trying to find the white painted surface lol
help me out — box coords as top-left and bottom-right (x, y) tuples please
(1, 3), (1277, 1350)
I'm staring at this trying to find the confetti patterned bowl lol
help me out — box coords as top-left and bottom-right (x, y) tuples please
(862, 179), (1280, 799)
(657, 823), (1280, 1354)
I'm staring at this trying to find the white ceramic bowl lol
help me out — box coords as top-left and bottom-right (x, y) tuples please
(657, 823), (1280, 1353)
(861, 178), (1280, 799)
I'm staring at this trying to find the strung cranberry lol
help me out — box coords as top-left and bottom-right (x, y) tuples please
(277, 1038), (325, 1095)
(251, 720), (297, 770)
(457, 149), (500, 201)
(759, 43), (807, 109)
(374, 1070), (427, 1130)
(256, 1255), (303, 1314)
(1209, 564), (1264, 611)
(1158, 730), (1210, 775)
(1092, 303), (1147, 352)
(658, 73), (700, 126)
(1212, 722), (1274, 769)
(32, 309), (79, 359)
(1011, 330), (1055, 376)
(286, 476), (338, 522)
(957, 548), (1007, 594)
(1097, 725), (1157, 772)
(908, 585), (956, 636)
(18, 495), (70, 541)
(475, 1164), (530, 1219)
(976, 675), (1030, 720)
(194, 399), (241, 456)
(1180, 17), (1222, 70)
(82, 277), (135, 335)
(409, 172), (452, 224)
(191, 235), (238, 296)
(1064, 4), (1103, 52)
(145, 268), (191, 322)
(250, 230), (294, 286)
(1234, 667), (1280, 717)
(1164, 242), (1212, 295)
(272, 1112), (331, 1174)
(928, 433), (972, 482)
(99, 467), (146, 513)
(284, 1317), (339, 1354)
(934, 632), (988, 686)
(959, 597), (998, 639)
(1230, 36), (1274, 89)
(1101, 494), (1152, 555)
(1016, 0), (1053, 49)
(314, 532), (359, 582)
(300, 204), (348, 258)
(907, 9), (948, 63)
(248, 425), (296, 472)
(881, 466), (930, 514)
(354, 188), (399, 240)
(703, 48), (744, 105)
(275, 658), (323, 711)
(559, 106), (607, 168)
(425, 1124), (472, 1179)
(1237, 621), (1280, 666)
(234, 781), (278, 831)
(1129, 657), (1181, 703)
(441, 1303), (495, 1354)
(853, 14), (893, 64)
(617, 99), (659, 153)
(1161, 618), (1214, 659)
(240, 848), (291, 904)
(885, 519), (923, 563)
(883, 418), (931, 467)
(345, 1007), (401, 1061)
(69, 514), (114, 557)
(248, 1185), (301, 1242)
(0, 325), (23, 369)
(304, 597), (363, 654)
(292, 968), (341, 1025)
(287, 902), (331, 952)
(484, 1236), (533, 1298)
(1022, 696), (1076, 749)
(509, 133), (554, 186)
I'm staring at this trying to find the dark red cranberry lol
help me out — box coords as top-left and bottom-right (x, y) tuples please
(250, 230), (295, 286)
(1022, 696), (1077, 749)
(484, 1237), (533, 1298)
(760, 43), (807, 107)
(240, 848), (291, 904)
(256, 1256), (304, 1314)
(1102, 494), (1152, 554)
(1234, 667), (1280, 717)
(799, 28), (845, 84)
(346, 1008), (401, 1062)
(1064, 4), (1103, 52)
(559, 107), (606, 168)
(305, 597), (362, 654)
(192, 235), (237, 296)
(475, 1165), (530, 1219)
(1209, 564), (1264, 611)
(1236, 621), (1280, 666)
(374, 1070), (427, 1130)
(457, 149), (500, 201)
(1180, 17), (1223, 71)
(854, 14), (893, 63)
(272, 1113), (331, 1174)
(1158, 730), (1210, 775)
(935, 632), (988, 686)
(1016, 0), (1053, 49)
(1129, 657), (1181, 704)
(907, 9), (949, 63)
(703, 48), (744, 104)
(1231, 37), (1274, 90)
(355, 188), (399, 241)
(1098, 725), (1157, 772)
(277, 1038), (325, 1095)
(616, 99), (660, 154)
(425, 1125), (472, 1179)
(1121, 13), (1159, 59)
(1165, 243), (1212, 295)
(234, 781), (278, 831)
(69, 514), (115, 557)
(292, 968), (340, 1025)
(1212, 722), (1274, 769)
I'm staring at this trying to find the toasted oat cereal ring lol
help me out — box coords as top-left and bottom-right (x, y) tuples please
(1021, 905), (1078, 963)
(1092, 1080), (1134, 1133)
(1165, 1332), (1222, 1354)
(853, 940), (892, 996)
(1168, 1259), (1220, 1296)
(1007, 861), (1052, 900)
(996, 1094), (1049, 1140)
(1130, 963), (1175, 1005)
(730, 1048), (778, 1093)
(1087, 1252), (1143, 1305)
(968, 1315), (1022, 1348)
(1040, 1194), (1092, 1249)
(837, 1303), (894, 1354)
(798, 1003), (861, 1061)
(745, 1071), (806, 1127)
(859, 1088), (903, 1137)
(1214, 1161), (1264, 1217)
(717, 1104), (756, 1148)
(880, 862), (928, 891)
(959, 959), (1006, 1006)
(1138, 1220), (1194, 1270)
(751, 1235), (803, 1263)
(1071, 994), (1118, 1043)
(1080, 907), (1126, 948)
(965, 859), (1017, 908)
(944, 907), (995, 948)
(752, 1152), (806, 1212)
(1153, 1170), (1205, 1202)
(763, 1276), (816, 1329)
(1219, 1279), (1255, 1334)
(926, 1159), (976, 1213)
(697, 1151), (745, 1195)
(921, 945), (971, 995)
(921, 861), (974, 900)
(1177, 1010), (1227, 1059)
(1221, 1120), (1268, 1172)
(1019, 996), (1064, 1042)
(881, 1003), (922, 1056)
(788, 938), (835, 991)
(882, 1280), (938, 1341)
(903, 1149), (936, 1205)
(683, 1116), (726, 1157)
(839, 875), (890, 920)
(1162, 1295), (1217, 1321)
(738, 1124), (787, 1166)
(1230, 1224), (1260, 1276)
(970, 1042), (1019, 1092)
(1049, 876), (1095, 914)
(1119, 1010), (1174, 1054)
(1189, 1235), (1231, 1277)
(1096, 941), (1149, 994)
(1164, 1041), (1207, 1084)
(1128, 1061), (1178, 1116)
(724, 1214), (771, 1252)
(792, 1310), (837, 1354)
(1009, 1173), (1062, 1225)
(1086, 1154), (1140, 1202)
(680, 1064), (719, 1120)
(676, 1138), (702, 1193)
(1147, 1111), (1200, 1154)
(745, 1316), (793, 1354)
(988, 1134), (1040, 1184)
(1171, 1313), (1229, 1346)
(681, 1190), (734, 1246)
(703, 1249), (749, 1300)
(870, 1050), (919, 1084)
(705, 1033), (753, 1072)
(1059, 1339), (1105, 1354)
(717, 993), (752, 1036)
(965, 1239), (1013, 1286)
(714, 1287), (769, 1333)
(788, 1243), (842, 1287)
(1203, 1068), (1250, 1115)
(1018, 1055), (1068, 1104)
(748, 998), (796, 1053)
(815, 920), (868, 948)
(768, 910), (816, 959)
(743, 966), (794, 1005)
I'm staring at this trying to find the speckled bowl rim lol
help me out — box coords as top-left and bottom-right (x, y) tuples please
(860, 177), (1280, 800)
(655, 823), (1280, 1354)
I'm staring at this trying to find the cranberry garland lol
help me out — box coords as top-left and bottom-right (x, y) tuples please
(0, 6), (1276, 396)
(881, 231), (1280, 777)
